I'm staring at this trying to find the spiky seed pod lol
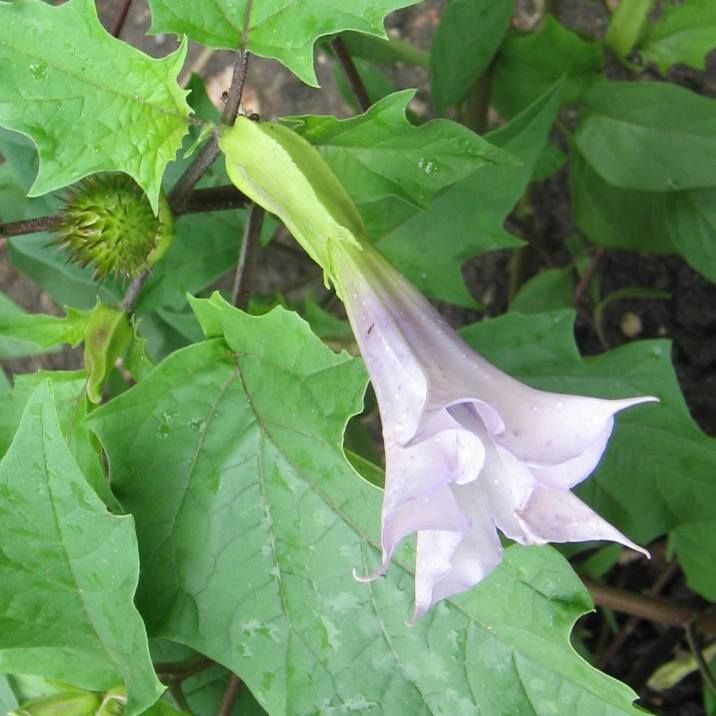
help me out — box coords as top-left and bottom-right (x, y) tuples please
(53, 173), (174, 279)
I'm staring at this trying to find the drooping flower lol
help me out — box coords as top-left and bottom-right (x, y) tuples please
(219, 114), (656, 620)
(330, 240), (656, 621)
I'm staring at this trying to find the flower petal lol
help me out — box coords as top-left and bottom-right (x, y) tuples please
(516, 485), (649, 557)
(412, 489), (502, 622)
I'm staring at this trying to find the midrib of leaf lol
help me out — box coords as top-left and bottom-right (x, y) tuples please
(38, 401), (123, 680)
(0, 37), (186, 123)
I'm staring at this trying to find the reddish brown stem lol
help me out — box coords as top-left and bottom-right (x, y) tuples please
(108, 0), (133, 37)
(331, 36), (371, 112)
(217, 674), (242, 716)
(584, 578), (716, 636)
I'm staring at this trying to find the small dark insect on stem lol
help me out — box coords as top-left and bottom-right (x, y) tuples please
(169, 49), (252, 213)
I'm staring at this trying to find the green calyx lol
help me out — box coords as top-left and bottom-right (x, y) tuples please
(54, 173), (174, 279)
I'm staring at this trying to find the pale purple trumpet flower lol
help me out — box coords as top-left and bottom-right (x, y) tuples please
(330, 241), (656, 621)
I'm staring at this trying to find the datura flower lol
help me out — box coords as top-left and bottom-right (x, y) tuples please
(330, 241), (656, 621)
(220, 115), (657, 620)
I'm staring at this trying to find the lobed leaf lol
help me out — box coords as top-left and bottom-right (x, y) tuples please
(0, 382), (162, 715)
(0, 0), (190, 211)
(146, 0), (420, 86)
(88, 296), (643, 715)
(287, 90), (511, 210)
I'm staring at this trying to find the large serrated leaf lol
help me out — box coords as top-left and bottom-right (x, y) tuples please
(0, 382), (162, 716)
(147, 0), (420, 86)
(286, 89), (511, 210)
(0, 0), (190, 211)
(88, 296), (643, 715)
(374, 80), (562, 306)
(460, 309), (716, 601)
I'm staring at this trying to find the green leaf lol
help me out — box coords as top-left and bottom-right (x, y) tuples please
(338, 29), (429, 67)
(639, 0), (716, 72)
(83, 303), (132, 404)
(0, 0), (190, 211)
(376, 80), (562, 306)
(89, 296), (643, 715)
(575, 81), (716, 192)
(571, 147), (677, 253)
(286, 89), (511, 210)
(0, 382), (162, 716)
(511, 267), (575, 313)
(146, 0), (420, 87)
(0, 293), (89, 358)
(572, 148), (716, 282)
(670, 522), (716, 601)
(0, 370), (118, 509)
(605, 0), (653, 56)
(0, 675), (19, 713)
(660, 187), (716, 284)
(492, 16), (603, 118)
(430, 0), (514, 111)
(460, 309), (716, 601)
(9, 234), (122, 310)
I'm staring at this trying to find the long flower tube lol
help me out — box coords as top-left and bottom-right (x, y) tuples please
(330, 240), (655, 619)
(220, 116), (657, 619)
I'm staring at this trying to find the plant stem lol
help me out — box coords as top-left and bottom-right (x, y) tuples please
(331, 36), (371, 112)
(572, 246), (605, 306)
(0, 214), (63, 238)
(181, 186), (248, 214)
(121, 271), (150, 313)
(232, 204), (265, 309)
(686, 620), (716, 694)
(460, 70), (492, 134)
(169, 50), (251, 212)
(1, 186), (249, 240)
(155, 656), (215, 680)
(584, 578), (716, 636)
(217, 674), (242, 716)
(108, 0), (132, 38)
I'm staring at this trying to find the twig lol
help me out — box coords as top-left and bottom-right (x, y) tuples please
(217, 674), (243, 716)
(169, 50), (251, 213)
(597, 561), (679, 668)
(108, 0), (133, 38)
(460, 69), (492, 134)
(0, 215), (63, 238)
(232, 204), (265, 309)
(181, 186), (248, 214)
(331, 36), (371, 112)
(155, 656), (214, 679)
(686, 620), (716, 694)
(168, 682), (192, 714)
(121, 271), (150, 313)
(584, 578), (716, 636)
(1, 186), (249, 241)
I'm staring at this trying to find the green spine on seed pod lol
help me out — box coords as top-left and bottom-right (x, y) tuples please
(54, 173), (174, 279)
